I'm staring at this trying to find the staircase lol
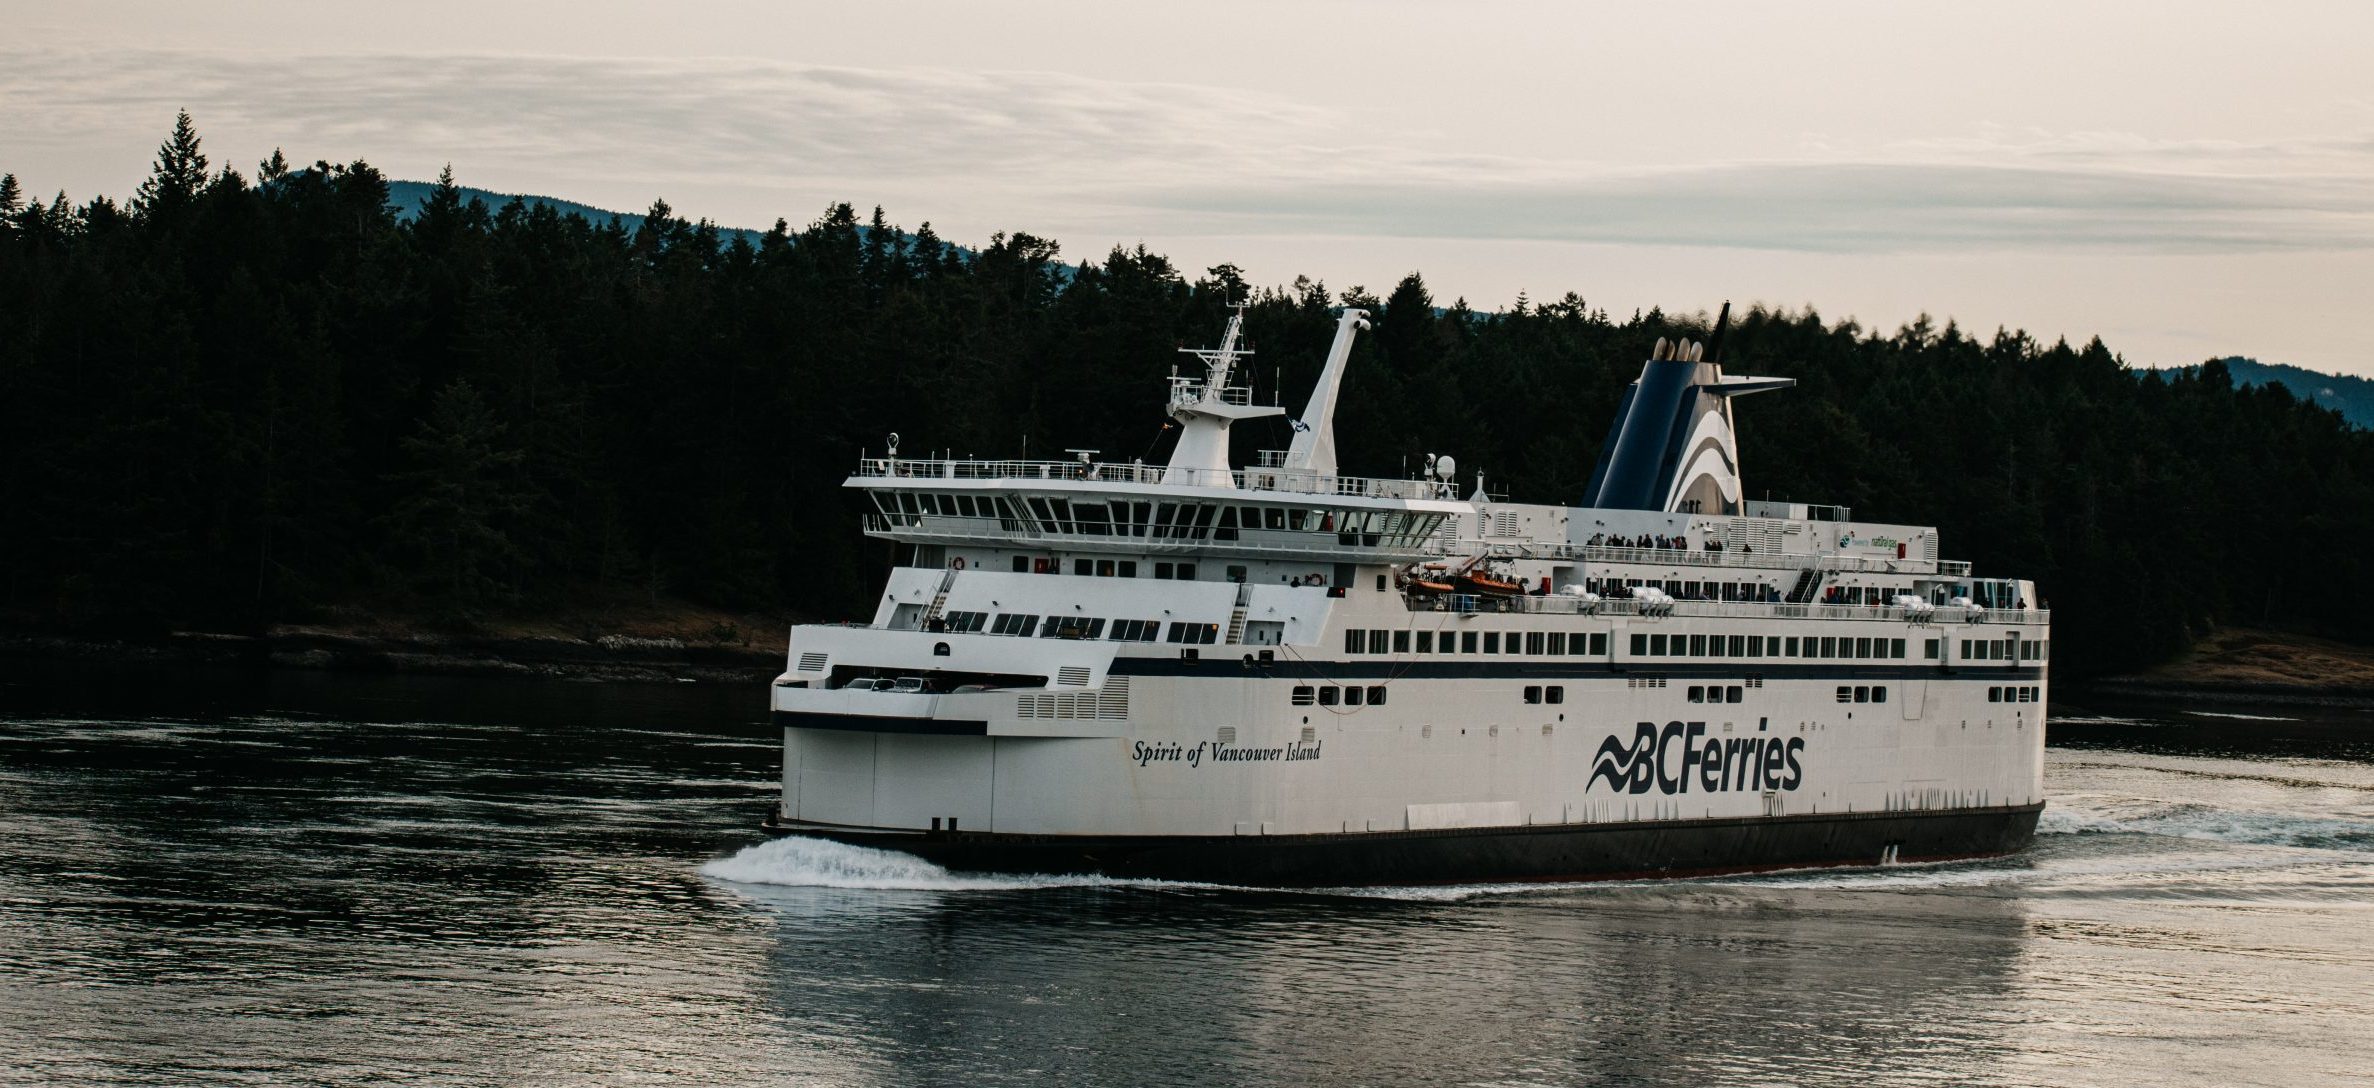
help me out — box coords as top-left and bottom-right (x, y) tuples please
(1224, 582), (1253, 643)
(1785, 567), (1822, 604)
(918, 569), (958, 627)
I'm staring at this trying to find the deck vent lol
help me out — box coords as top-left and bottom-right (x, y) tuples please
(1300, 726), (1316, 743)
(1057, 665), (1092, 687)
(796, 652), (828, 672)
(1217, 726), (1237, 744)
(1097, 677), (1130, 720)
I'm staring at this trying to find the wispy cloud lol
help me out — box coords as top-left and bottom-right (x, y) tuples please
(4, 46), (2370, 255)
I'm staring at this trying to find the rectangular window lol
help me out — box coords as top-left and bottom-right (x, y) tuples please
(1291, 686), (1315, 705)
(1118, 561), (1138, 578)
(1393, 630), (1411, 654)
(1853, 686), (1870, 703)
(1417, 631), (1434, 654)
(1786, 636), (1801, 657)
(1508, 635), (1523, 656)
(1155, 562), (1174, 580)
(1440, 634), (1457, 655)
(1547, 686), (1564, 704)
(1096, 559), (1116, 577)
(1649, 634), (1667, 656)
(1892, 638), (1907, 659)
(1631, 633), (1648, 656)
(1836, 686), (1853, 703)
(1345, 686), (1364, 707)
(1463, 632), (1480, 654)
(1548, 633), (1566, 655)
(1369, 630), (1389, 654)
(1747, 637), (1763, 659)
(1689, 685), (1705, 703)
(1924, 638), (1940, 660)
(1524, 685), (1543, 704)
(1821, 637), (1837, 658)
(1484, 632), (1502, 654)
(1178, 564), (1197, 581)
(1346, 630), (1364, 654)
(1319, 686), (1340, 706)
(1856, 637), (1872, 659)
(1012, 555), (1030, 573)
(1526, 632), (1545, 655)
(1690, 634), (1707, 656)
(1873, 687), (1888, 704)
(1766, 637), (1781, 657)
(1727, 686), (1744, 703)
(1368, 686), (1388, 706)
(1072, 558), (1091, 576)
(1727, 635), (1745, 657)
(1591, 633), (1608, 655)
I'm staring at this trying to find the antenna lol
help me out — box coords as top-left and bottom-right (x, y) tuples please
(1708, 300), (1732, 364)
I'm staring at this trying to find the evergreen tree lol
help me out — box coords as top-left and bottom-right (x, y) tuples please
(132, 110), (209, 222)
(382, 380), (526, 609)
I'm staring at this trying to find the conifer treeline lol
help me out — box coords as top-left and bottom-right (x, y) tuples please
(5, 116), (2369, 675)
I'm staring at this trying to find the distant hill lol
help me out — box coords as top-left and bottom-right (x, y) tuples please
(383, 180), (964, 260)
(385, 180), (774, 248)
(2208, 357), (2374, 429)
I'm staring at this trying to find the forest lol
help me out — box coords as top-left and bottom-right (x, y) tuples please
(5, 115), (2370, 677)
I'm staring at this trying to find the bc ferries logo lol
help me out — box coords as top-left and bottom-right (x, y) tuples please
(1588, 720), (1805, 795)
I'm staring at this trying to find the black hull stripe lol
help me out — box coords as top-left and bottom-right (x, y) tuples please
(1112, 658), (2046, 681)
(761, 803), (2045, 887)
(775, 710), (987, 735)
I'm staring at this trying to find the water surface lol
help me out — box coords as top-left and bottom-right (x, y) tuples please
(2, 668), (2369, 1086)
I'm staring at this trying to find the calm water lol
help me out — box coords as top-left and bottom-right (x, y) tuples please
(3, 667), (2371, 1087)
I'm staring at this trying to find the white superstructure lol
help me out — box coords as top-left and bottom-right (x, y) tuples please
(766, 307), (2048, 884)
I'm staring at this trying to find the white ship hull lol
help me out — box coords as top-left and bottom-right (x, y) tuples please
(767, 613), (2046, 883)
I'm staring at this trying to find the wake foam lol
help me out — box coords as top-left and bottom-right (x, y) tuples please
(2042, 797), (2374, 852)
(700, 836), (1143, 892)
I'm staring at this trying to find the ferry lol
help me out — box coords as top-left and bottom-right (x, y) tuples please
(762, 304), (2047, 885)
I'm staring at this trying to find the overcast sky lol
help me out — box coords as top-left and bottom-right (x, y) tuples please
(7, 0), (2371, 374)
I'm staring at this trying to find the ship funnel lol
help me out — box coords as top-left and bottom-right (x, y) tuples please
(1579, 326), (1794, 514)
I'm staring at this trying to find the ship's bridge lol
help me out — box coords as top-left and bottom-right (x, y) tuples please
(851, 455), (1469, 562)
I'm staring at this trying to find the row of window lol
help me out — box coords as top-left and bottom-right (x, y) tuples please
(1344, 628), (1614, 657)
(1962, 638), (2049, 661)
(1292, 685), (1389, 707)
(879, 491), (1445, 547)
(1278, 679), (2027, 708)
(943, 611), (1207, 644)
(1631, 633), (1910, 661)
(1583, 577), (1782, 603)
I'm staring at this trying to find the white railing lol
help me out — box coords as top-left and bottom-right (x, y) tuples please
(1418, 593), (2046, 625)
(862, 514), (1442, 561)
(1455, 541), (1966, 579)
(854, 457), (1456, 502)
